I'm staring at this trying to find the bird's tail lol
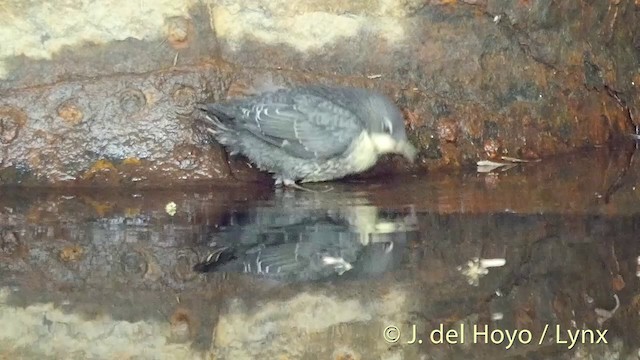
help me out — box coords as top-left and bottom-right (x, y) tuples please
(193, 246), (237, 273)
(195, 103), (233, 135)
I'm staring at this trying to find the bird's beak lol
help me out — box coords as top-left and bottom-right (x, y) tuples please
(396, 141), (417, 163)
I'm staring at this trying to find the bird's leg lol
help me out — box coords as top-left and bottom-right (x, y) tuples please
(224, 154), (238, 181)
(383, 241), (394, 254)
(283, 178), (316, 192)
(275, 177), (333, 192)
(293, 183), (320, 192)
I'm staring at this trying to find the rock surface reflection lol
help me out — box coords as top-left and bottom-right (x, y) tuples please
(1, 148), (640, 359)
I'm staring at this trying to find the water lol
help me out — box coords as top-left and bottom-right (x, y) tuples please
(1, 147), (640, 359)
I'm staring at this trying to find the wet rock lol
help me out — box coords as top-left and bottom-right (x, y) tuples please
(120, 251), (148, 276)
(0, 229), (22, 257)
(173, 249), (198, 282)
(0, 106), (27, 145)
(437, 118), (459, 144)
(118, 88), (147, 114)
(141, 250), (163, 282)
(0, 64), (237, 186)
(333, 349), (359, 360)
(171, 85), (197, 109)
(0, 1), (637, 185)
(483, 139), (503, 159)
(0, 2), (218, 89)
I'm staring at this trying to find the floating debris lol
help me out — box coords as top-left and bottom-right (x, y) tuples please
(477, 156), (539, 173)
(501, 156), (539, 163)
(458, 258), (506, 286)
(595, 294), (620, 326)
(165, 201), (177, 216)
(321, 255), (353, 276)
(476, 160), (515, 173)
(458, 258), (488, 286)
(480, 258), (507, 268)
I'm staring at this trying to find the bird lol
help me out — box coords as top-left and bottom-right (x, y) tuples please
(195, 84), (417, 188)
(191, 197), (419, 281)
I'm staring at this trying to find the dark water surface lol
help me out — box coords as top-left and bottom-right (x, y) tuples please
(2, 147), (640, 359)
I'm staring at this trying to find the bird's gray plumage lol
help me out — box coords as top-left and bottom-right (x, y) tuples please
(196, 85), (416, 185)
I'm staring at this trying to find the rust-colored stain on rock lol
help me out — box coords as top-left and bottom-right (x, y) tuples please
(334, 352), (358, 360)
(0, 106), (27, 144)
(82, 160), (118, 181)
(170, 307), (198, 342)
(122, 157), (142, 166)
(612, 274), (625, 291)
(437, 118), (459, 143)
(483, 139), (503, 159)
(165, 17), (194, 49)
(59, 245), (84, 262)
(57, 101), (84, 125)
(84, 198), (115, 217)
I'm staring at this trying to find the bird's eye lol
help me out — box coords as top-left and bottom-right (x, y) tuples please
(383, 119), (393, 134)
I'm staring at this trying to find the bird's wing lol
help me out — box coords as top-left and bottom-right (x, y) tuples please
(237, 93), (364, 159)
(201, 229), (362, 280)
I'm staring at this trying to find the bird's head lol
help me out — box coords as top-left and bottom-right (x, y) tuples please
(358, 91), (417, 162)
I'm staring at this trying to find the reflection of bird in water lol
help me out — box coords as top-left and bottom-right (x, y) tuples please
(193, 193), (418, 281)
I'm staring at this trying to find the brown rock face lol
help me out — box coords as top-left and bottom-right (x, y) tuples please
(0, 1), (637, 185)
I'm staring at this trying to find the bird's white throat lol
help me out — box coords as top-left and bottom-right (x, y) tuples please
(369, 133), (399, 154)
(347, 132), (383, 172)
(347, 131), (413, 174)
